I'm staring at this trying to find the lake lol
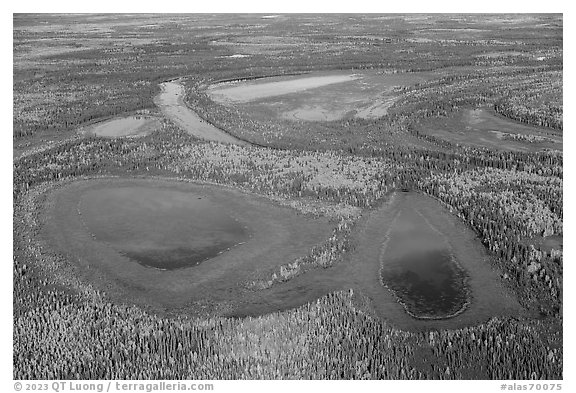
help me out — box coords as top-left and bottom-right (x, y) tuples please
(78, 185), (250, 270)
(207, 71), (431, 122)
(379, 207), (469, 319)
(209, 74), (360, 103)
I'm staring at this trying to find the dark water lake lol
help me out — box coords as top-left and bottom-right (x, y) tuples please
(381, 248), (468, 319)
(78, 186), (250, 270)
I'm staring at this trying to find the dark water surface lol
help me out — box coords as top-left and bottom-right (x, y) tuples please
(78, 186), (250, 270)
(381, 248), (468, 319)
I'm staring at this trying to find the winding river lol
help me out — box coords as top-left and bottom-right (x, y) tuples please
(154, 79), (249, 145)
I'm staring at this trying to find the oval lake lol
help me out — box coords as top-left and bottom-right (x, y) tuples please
(78, 185), (250, 270)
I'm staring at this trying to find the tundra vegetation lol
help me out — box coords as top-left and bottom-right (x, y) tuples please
(13, 14), (562, 379)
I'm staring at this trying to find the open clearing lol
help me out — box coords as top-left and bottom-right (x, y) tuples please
(231, 192), (523, 332)
(42, 178), (331, 316)
(417, 108), (562, 152)
(208, 71), (432, 122)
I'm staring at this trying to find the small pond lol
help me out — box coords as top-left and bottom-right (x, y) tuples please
(379, 207), (470, 320)
(90, 116), (158, 138)
(381, 248), (469, 319)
